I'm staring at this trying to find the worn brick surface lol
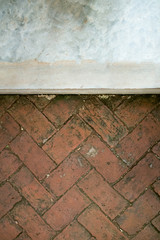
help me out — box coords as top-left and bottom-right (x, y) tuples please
(79, 99), (127, 147)
(115, 95), (159, 128)
(0, 183), (21, 218)
(132, 224), (160, 240)
(152, 215), (160, 231)
(78, 169), (128, 219)
(43, 116), (91, 164)
(79, 135), (127, 183)
(0, 150), (22, 183)
(98, 95), (127, 111)
(12, 201), (55, 240)
(43, 186), (90, 231)
(10, 166), (55, 214)
(15, 232), (32, 240)
(0, 95), (18, 118)
(115, 153), (160, 201)
(0, 113), (20, 151)
(115, 114), (160, 166)
(9, 97), (55, 144)
(0, 215), (22, 240)
(10, 132), (55, 180)
(152, 141), (160, 157)
(54, 220), (91, 240)
(78, 204), (127, 240)
(153, 180), (160, 196)
(116, 189), (160, 235)
(0, 95), (160, 240)
(44, 152), (90, 196)
(27, 95), (50, 110)
(43, 95), (82, 128)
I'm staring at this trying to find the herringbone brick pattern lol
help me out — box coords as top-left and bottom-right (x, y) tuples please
(0, 94), (160, 240)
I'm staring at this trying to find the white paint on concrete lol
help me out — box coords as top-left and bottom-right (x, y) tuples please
(0, 0), (160, 64)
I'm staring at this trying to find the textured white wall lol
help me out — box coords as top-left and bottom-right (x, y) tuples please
(0, 0), (160, 63)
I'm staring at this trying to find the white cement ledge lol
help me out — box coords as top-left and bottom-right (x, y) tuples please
(0, 62), (160, 94)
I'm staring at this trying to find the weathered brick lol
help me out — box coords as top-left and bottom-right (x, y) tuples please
(12, 201), (55, 240)
(0, 113), (20, 151)
(152, 215), (160, 231)
(115, 153), (160, 201)
(43, 186), (90, 231)
(98, 95), (127, 111)
(9, 97), (55, 144)
(132, 224), (160, 240)
(152, 104), (160, 122)
(78, 204), (127, 240)
(79, 135), (127, 183)
(153, 180), (160, 196)
(43, 95), (82, 128)
(10, 132), (55, 180)
(0, 150), (22, 183)
(115, 95), (159, 128)
(116, 189), (160, 235)
(78, 169), (128, 219)
(152, 142), (160, 157)
(43, 116), (91, 164)
(0, 183), (21, 218)
(0, 95), (18, 118)
(79, 99), (127, 147)
(27, 95), (50, 110)
(15, 232), (31, 240)
(44, 152), (90, 196)
(0, 215), (21, 240)
(54, 220), (90, 240)
(115, 114), (160, 166)
(10, 166), (55, 214)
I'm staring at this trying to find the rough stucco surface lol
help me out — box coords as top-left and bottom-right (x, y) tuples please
(0, 0), (160, 63)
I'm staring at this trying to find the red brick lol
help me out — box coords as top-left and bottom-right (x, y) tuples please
(152, 142), (160, 157)
(54, 220), (90, 240)
(79, 135), (127, 183)
(152, 215), (160, 231)
(12, 201), (55, 240)
(43, 116), (91, 164)
(43, 186), (90, 231)
(27, 95), (50, 110)
(115, 114), (160, 166)
(79, 99), (127, 147)
(10, 132), (55, 180)
(0, 113), (20, 151)
(15, 232), (31, 240)
(44, 152), (90, 196)
(116, 189), (160, 235)
(115, 153), (160, 201)
(132, 224), (160, 240)
(0, 95), (18, 118)
(115, 95), (159, 128)
(0, 182), (21, 218)
(153, 180), (160, 196)
(152, 104), (160, 122)
(98, 95), (127, 111)
(10, 166), (55, 214)
(78, 169), (128, 219)
(9, 97), (55, 144)
(0, 150), (22, 183)
(78, 204), (127, 240)
(0, 215), (21, 240)
(43, 95), (82, 128)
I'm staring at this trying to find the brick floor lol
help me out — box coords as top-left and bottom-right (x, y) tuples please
(0, 94), (160, 240)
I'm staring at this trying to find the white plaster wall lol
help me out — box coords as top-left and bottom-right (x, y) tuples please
(0, 0), (160, 63)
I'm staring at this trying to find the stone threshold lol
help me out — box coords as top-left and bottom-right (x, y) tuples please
(0, 61), (160, 94)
